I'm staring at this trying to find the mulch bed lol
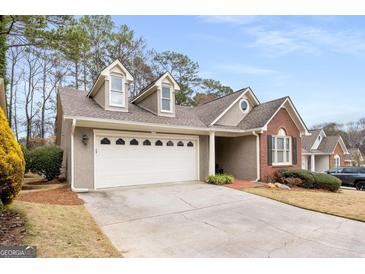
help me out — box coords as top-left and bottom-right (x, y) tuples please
(0, 210), (26, 245)
(17, 186), (84, 205)
(225, 179), (265, 190)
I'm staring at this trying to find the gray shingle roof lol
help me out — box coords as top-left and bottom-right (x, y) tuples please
(317, 136), (341, 154)
(302, 129), (321, 151)
(58, 87), (291, 132)
(237, 97), (287, 130)
(193, 89), (247, 125)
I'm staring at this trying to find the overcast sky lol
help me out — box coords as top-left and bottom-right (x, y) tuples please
(114, 16), (365, 127)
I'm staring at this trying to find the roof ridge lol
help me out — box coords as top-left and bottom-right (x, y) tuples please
(260, 96), (288, 105)
(196, 87), (249, 107)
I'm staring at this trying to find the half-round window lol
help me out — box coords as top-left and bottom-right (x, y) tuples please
(167, 141), (174, 146)
(187, 141), (194, 147)
(277, 128), (287, 136)
(177, 141), (184, 147)
(130, 139), (139, 145)
(116, 138), (125, 145)
(239, 99), (249, 113)
(143, 140), (151, 146)
(155, 140), (163, 146)
(100, 138), (111, 145)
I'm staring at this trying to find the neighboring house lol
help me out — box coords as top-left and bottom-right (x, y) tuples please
(302, 129), (349, 172)
(345, 148), (364, 166)
(0, 78), (6, 116)
(56, 59), (309, 191)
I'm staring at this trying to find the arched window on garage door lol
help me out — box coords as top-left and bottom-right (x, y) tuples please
(143, 139), (151, 146)
(130, 139), (139, 145)
(100, 138), (111, 145)
(155, 140), (163, 146)
(116, 138), (125, 145)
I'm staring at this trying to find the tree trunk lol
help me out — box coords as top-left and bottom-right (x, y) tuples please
(74, 60), (79, 89)
(7, 56), (16, 127)
(0, 16), (7, 81)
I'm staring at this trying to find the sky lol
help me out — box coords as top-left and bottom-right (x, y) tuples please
(113, 16), (365, 128)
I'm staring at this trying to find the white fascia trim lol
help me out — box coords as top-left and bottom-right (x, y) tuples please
(262, 97), (309, 136)
(69, 118), (89, 193)
(310, 129), (326, 150)
(209, 88), (251, 126)
(252, 131), (261, 182)
(64, 115), (264, 134)
(302, 152), (331, 156)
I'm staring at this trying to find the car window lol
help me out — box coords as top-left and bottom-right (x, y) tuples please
(343, 167), (354, 173)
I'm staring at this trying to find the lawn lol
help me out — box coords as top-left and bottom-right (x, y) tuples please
(9, 186), (121, 258)
(244, 187), (365, 222)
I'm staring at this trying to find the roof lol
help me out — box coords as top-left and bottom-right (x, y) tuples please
(237, 97), (287, 130)
(193, 89), (247, 125)
(302, 129), (322, 151)
(317, 135), (341, 153)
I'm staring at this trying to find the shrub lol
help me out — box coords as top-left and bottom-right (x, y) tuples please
(281, 176), (303, 187)
(29, 146), (63, 181)
(276, 168), (316, 188)
(0, 109), (25, 206)
(21, 146), (31, 174)
(312, 172), (341, 192)
(207, 174), (234, 185)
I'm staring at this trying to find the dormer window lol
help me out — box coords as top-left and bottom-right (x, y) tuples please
(161, 85), (172, 112)
(110, 75), (125, 107)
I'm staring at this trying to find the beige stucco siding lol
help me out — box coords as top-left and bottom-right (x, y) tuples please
(59, 119), (72, 182)
(199, 135), (209, 181)
(139, 89), (158, 114)
(73, 127), (95, 189)
(215, 135), (257, 180)
(94, 81), (106, 108)
(216, 96), (252, 126)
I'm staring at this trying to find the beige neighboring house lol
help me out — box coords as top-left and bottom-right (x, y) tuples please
(56, 59), (309, 192)
(345, 148), (364, 166)
(302, 129), (349, 172)
(0, 78), (6, 116)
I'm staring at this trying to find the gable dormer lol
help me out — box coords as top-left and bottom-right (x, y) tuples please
(87, 59), (134, 112)
(213, 87), (260, 127)
(131, 72), (180, 117)
(311, 129), (327, 150)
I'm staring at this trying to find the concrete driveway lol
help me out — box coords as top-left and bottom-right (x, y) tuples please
(79, 182), (365, 258)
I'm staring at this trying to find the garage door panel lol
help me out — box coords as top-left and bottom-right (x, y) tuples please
(94, 133), (198, 188)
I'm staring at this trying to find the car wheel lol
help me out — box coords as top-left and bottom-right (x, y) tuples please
(356, 181), (365, 191)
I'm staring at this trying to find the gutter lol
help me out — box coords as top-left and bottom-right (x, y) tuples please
(252, 131), (261, 182)
(70, 118), (88, 192)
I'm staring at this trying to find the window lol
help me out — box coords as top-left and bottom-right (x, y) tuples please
(110, 75), (124, 107)
(239, 99), (249, 113)
(167, 140), (174, 146)
(100, 138), (111, 145)
(334, 155), (341, 168)
(187, 141), (194, 147)
(161, 86), (172, 112)
(130, 139), (139, 145)
(271, 129), (291, 165)
(177, 141), (184, 147)
(155, 140), (163, 146)
(116, 138), (125, 145)
(143, 140), (151, 146)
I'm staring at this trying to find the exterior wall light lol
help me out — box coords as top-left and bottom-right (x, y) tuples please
(82, 134), (89, 145)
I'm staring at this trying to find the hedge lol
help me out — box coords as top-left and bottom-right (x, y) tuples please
(276, 168), (341, 192)
(0, 108), (25, 206)
(207, 174), (234, 185)
(29, 146), (63, 181)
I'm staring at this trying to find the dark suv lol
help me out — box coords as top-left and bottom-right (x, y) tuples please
(326, 166), (365, 190)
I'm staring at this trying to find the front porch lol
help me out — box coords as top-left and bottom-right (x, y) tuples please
(302, 154), (330, 173)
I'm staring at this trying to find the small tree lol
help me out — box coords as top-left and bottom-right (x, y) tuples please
(0, 108), (25, 206)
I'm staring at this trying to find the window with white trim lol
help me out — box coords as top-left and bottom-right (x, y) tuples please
(334, 154), (340, 167)
(110, 75), (124, 107)
(272, 128), (292, 165)
(161, 85), (172, 112)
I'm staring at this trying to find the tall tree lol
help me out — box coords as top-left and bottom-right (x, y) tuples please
(152, 50), (200, 105)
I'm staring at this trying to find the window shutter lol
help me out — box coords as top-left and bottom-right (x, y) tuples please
(267, 135), (272, 166)
(292, 137), (297, 165)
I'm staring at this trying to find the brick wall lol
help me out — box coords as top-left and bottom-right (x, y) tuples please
(260, 108), (302, 180)
(329, 142), (345, 168)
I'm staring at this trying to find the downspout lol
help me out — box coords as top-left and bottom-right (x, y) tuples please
(70, 119), (88, 192)
(252, 131), (261, 182)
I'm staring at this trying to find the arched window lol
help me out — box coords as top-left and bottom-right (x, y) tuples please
(270, 128), (291, 164)
(116, 138), (125, 145)
(334, 154), (340, 168)
(187, 141), (194, 147)
(177, 141), (184, 147)
(167, 140), (174, 146)
(100, 138), (111, 145)
(143, 139), (151, 146)
(277, 128), (287, 136)
(155, 140), (163, 146)
(130, 139), (139, 145)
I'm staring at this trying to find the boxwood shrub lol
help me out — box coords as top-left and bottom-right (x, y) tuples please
(312, 172), (341, 192)
(0, 108), (25, 206)
(207, 174), (234, 185)
(29, 146), (63, 181)
(276, 168), (315, 188)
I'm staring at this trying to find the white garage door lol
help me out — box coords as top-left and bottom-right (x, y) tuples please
(94, 131), (199, 189)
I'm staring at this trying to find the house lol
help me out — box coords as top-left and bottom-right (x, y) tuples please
(345, 148), (364, 166)
(56, 60), (309, 191)
(301, 129), (349, 172)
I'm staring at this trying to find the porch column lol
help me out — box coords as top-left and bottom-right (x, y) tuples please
(209, 131), (215, 175)
(311, 154), (315, 172)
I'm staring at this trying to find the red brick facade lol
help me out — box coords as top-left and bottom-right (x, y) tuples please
(259, 108), (302, 180)
(329, 142), (345, 168)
